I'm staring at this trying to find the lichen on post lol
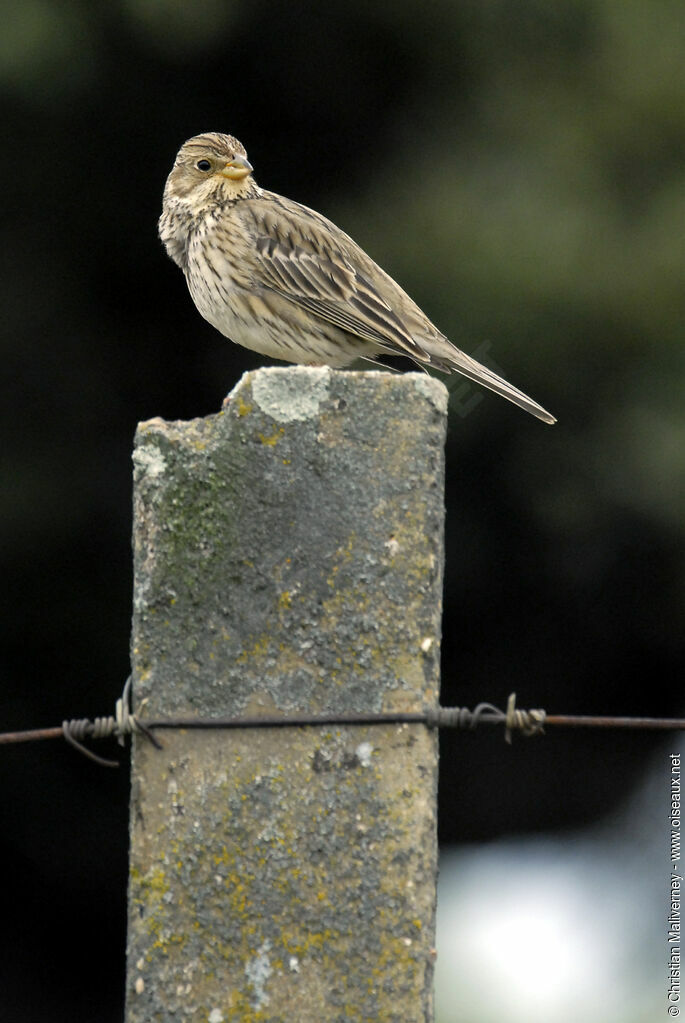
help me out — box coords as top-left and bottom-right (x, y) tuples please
(126, 367), (447, 1022)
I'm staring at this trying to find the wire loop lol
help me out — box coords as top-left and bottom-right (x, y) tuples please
(504, 692), (546, 744)
(60, 676), (157, 767)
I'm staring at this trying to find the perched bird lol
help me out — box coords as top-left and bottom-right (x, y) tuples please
(159, 132), (555, 424)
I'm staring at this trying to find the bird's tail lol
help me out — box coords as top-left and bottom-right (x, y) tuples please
(421, 341), (556, 424)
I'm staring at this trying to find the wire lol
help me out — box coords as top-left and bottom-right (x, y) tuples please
(1, 680), (683, 766)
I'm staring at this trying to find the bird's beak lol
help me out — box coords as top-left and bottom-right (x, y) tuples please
(221, 155), (253, 180)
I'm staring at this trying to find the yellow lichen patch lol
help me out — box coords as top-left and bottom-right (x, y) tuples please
(278, 927), (337, 960)
(236, 396), (253, 418)
(258, 427), (285, 446)
(138, 866), (170, 896)
(235, 634), (270, 664)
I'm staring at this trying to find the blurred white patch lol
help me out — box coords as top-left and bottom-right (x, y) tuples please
(436, 763), (665, 1023)
(356, 741), (373, 767)
(245, 940), (272, 1010)
(132, 445), (167, 478)
(385, 537), (400, 557)
(251, 366), (330, 422)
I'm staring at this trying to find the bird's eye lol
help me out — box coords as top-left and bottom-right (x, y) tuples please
(196, 160), (212, 172)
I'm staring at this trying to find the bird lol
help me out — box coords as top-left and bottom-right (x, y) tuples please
(159, 132), (555, 424)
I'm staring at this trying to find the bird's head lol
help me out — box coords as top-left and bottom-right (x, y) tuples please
(163, 132), (257, 210)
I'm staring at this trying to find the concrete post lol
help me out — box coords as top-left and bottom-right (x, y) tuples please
(126, 367), (447, 1023)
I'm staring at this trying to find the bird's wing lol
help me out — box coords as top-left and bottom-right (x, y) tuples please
(238, 197), (427, 359)
(235, 196), (556, 424)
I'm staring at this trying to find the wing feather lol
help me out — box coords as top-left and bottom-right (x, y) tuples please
(234, 195), (556, 423)
(245, 198), (423, 355)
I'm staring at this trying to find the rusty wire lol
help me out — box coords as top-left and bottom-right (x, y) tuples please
(1, 680), (684, 766)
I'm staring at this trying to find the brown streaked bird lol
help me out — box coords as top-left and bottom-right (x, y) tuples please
(159, 132), (555, 424)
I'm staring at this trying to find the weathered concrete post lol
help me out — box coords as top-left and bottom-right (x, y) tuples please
(126, 367), (447, 1022)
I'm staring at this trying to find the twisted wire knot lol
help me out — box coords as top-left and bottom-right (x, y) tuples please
(504, 692), (546, 743)
(62, 677), (141, 767)
(425, 695), (545, 741)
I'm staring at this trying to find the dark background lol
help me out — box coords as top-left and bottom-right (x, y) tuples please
(1, 1), (683, 1019)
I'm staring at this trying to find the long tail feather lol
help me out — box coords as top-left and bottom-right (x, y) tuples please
(422, 345), (556, 424)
